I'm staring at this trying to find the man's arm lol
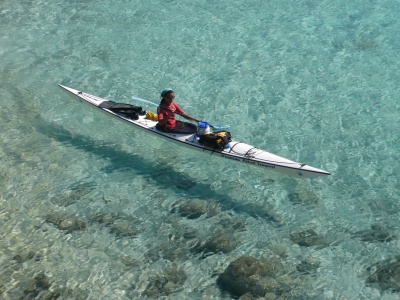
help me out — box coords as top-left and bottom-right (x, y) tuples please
(174, 103), (197, 122)
(181, 113), (197, 122)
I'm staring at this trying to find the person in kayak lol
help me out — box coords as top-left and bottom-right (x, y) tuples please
(156, 88), (197, 134)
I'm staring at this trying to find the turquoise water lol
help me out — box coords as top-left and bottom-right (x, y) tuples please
(1, 0), (400, 298)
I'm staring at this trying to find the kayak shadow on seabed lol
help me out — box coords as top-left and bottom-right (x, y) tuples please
(33, 115), (282, 226)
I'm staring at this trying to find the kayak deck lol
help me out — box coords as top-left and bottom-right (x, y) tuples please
(58, 84), (330, 178)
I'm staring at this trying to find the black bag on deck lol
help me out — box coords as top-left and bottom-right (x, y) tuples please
(198, 131), (232, 150)
(99, 101), (146, 120)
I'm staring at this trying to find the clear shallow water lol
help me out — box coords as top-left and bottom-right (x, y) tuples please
(1, 0), (400, 299)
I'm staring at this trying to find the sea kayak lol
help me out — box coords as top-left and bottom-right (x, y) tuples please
(58, 85), (330, 178)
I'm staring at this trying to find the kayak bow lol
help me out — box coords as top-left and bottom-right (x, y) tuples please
(58, 85), (330, 179)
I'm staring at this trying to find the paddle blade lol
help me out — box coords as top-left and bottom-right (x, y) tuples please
(211, 124), (230, 130)
(132, 96), (158, 107)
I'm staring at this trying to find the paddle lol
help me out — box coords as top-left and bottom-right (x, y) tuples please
(132, 96), (229, 130)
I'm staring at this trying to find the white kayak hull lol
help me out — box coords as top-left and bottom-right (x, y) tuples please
(58, 85), (330, 179)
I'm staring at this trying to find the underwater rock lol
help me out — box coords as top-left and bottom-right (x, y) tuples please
(164, 223), (198, 245)
(352, 224), (395, 243)
(45, 213), (86, 233)
(125, 283), (137, 299)
(288, 190), (319, 206)
(41, 291), (61, 300)
(296, 257), (321, 275)
(182, 226), (198, 240)
(290, 229), (328, 248)
(90, 212), (118, 225)
(90, 211), (136, 224)
(23, 273), (60, 299)
(89, 212), (139, 238)
(143, 266), (187, 297)
(33, 273), (51, 290)
(218, 215), (246, 231)
(239, 292), (277, 300)
(47, 285), (89, 300)
(59, 218), (86, 232)
(192, 231), (239, 257)
(90, 211), (136, 223)
(45, 213), (64, 225)
(367, 256), (400, 292)
(189, 215), (245, 258)
(146, 242), (190, 263)
(288, 192), (302, 205)
(13, 250), (37, 263)
(239, 292), (259, 300)
(172, 199), (221, 219)
(75, 233), (95, 248)
(50, 195), (79, 207)
(264, 292), (278, 300)
(119, 255), (138, 268)
(110, 219), (138, 237)
(217, 256), (279, 297)
(269, 244), (288, 259)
